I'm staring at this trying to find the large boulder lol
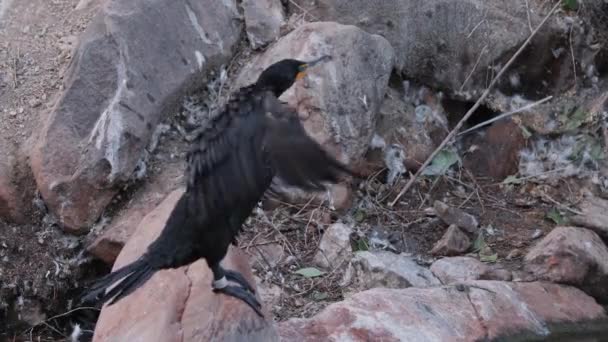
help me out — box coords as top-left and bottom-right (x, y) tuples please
(236, 21), (394, 168)
(30, 0), (242, 233)
(92, 188), (279, 342)
(279, 281), (606, 341)
(524, 226), (608, 303)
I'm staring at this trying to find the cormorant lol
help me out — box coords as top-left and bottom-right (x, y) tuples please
(80, 55), (355, 317)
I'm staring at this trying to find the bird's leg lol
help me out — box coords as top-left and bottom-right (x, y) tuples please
(210, 263), (264, 317)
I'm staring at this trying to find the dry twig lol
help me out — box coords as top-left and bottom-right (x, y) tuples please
(457, 95), (553, 136)
(389, 1), (562, 208)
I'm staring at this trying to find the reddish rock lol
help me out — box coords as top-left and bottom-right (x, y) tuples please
(524, 226), (608, 303)
(463, 119), (527, 180)
(87, 165), (183, 264)
(434, 200), (479, 234)
(430, 256), (489, 284)
(279, 281), (605, 341)
(466, 280), (606, 340)
(93, 189), (278, 342)
(375, 88), (449, 172)
(431, 224), (471, 256)
(30, 0), (242, 233)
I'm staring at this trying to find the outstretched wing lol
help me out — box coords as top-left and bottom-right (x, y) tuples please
(261, 94), (356, 192)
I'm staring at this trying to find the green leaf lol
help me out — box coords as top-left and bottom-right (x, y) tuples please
(294, 267), (326, 278)
(519, 125), (532, 139)
(353, 238), (369, 252)
(472, 232), (486, 253)
(559, 107), (588, 131)
(562, 0), (578, 11)
(479, 253), (498, 263)
(589, 141), (605, 161)
(312, 291), (329, 301)
(502, 175), (522, 185)
(421, 149), (460, 176)
(546, 208), (565, 225)
(353, 209), (366, 223)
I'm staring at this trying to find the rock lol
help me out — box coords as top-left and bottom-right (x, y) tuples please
(478, 267), (513, 282)
(430, 256), (488, 284)
(524, 226), (608, 303)
(290, 0), (563, 95)
(434, 200), (479, 234)
(431, 224), (471, 256)
(570, 192), (608, 240)
(374, 87), (448, 172)
(93, 189), (278, 341)
(242, 0), (285, 49)
(506, 248), (523, 260)
(30, 0), (242, 232)
(237, 21), (394, 168)
(255, 275), (283, 310)
(87, 165), (183, 264)
(346, 251), (440, 290)
(0, 139), (35, 223)
(462, 119), (527, 180)
(278, 280), (606, 341)
(312, 222), (353, 269)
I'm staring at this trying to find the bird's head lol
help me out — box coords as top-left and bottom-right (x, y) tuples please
(255, 55), (332, 96)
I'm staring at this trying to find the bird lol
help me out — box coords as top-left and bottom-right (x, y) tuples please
(79, 55), (356, 318)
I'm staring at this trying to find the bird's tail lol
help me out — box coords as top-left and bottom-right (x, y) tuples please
(79, 255), (156, 306)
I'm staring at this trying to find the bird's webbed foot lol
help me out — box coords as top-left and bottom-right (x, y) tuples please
(211, 264), (263, 317)
(213, 284), (264, 317)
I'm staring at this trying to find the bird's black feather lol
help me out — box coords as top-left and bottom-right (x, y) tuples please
(80, 57), (353, 311)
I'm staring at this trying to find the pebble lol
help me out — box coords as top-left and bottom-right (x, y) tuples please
(17, 107), (24, 114)
(506, 249), (523, 260)
(29, 98), (41, 108)
(531, 229), (543, 240)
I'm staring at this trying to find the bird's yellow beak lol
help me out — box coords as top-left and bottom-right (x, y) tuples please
(296, 55), (332, 81)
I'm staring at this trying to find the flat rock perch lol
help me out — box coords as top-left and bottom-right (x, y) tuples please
(92, 189), (279, 342)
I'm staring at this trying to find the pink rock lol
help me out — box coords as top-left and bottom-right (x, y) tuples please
(524, 226), (608, 303)
(278, 281), (606, 341)
(92, 189), (279, 342)
(87, 165), (182, 264)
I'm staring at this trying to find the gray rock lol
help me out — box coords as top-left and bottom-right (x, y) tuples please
(30, 0), (242, 232)
(290, 0), (563, 94)
(431, 224), (471, 256)
(346, 250), (441, 290)
(236, 21), (394, 167)
(434, 201), (479, 234)
(430, 256), (488, 284)
(313, 222), (353, 269)
(242, 0), (285, 49)
(570, 192), (608, 240)
(524, 226), (608, 303)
